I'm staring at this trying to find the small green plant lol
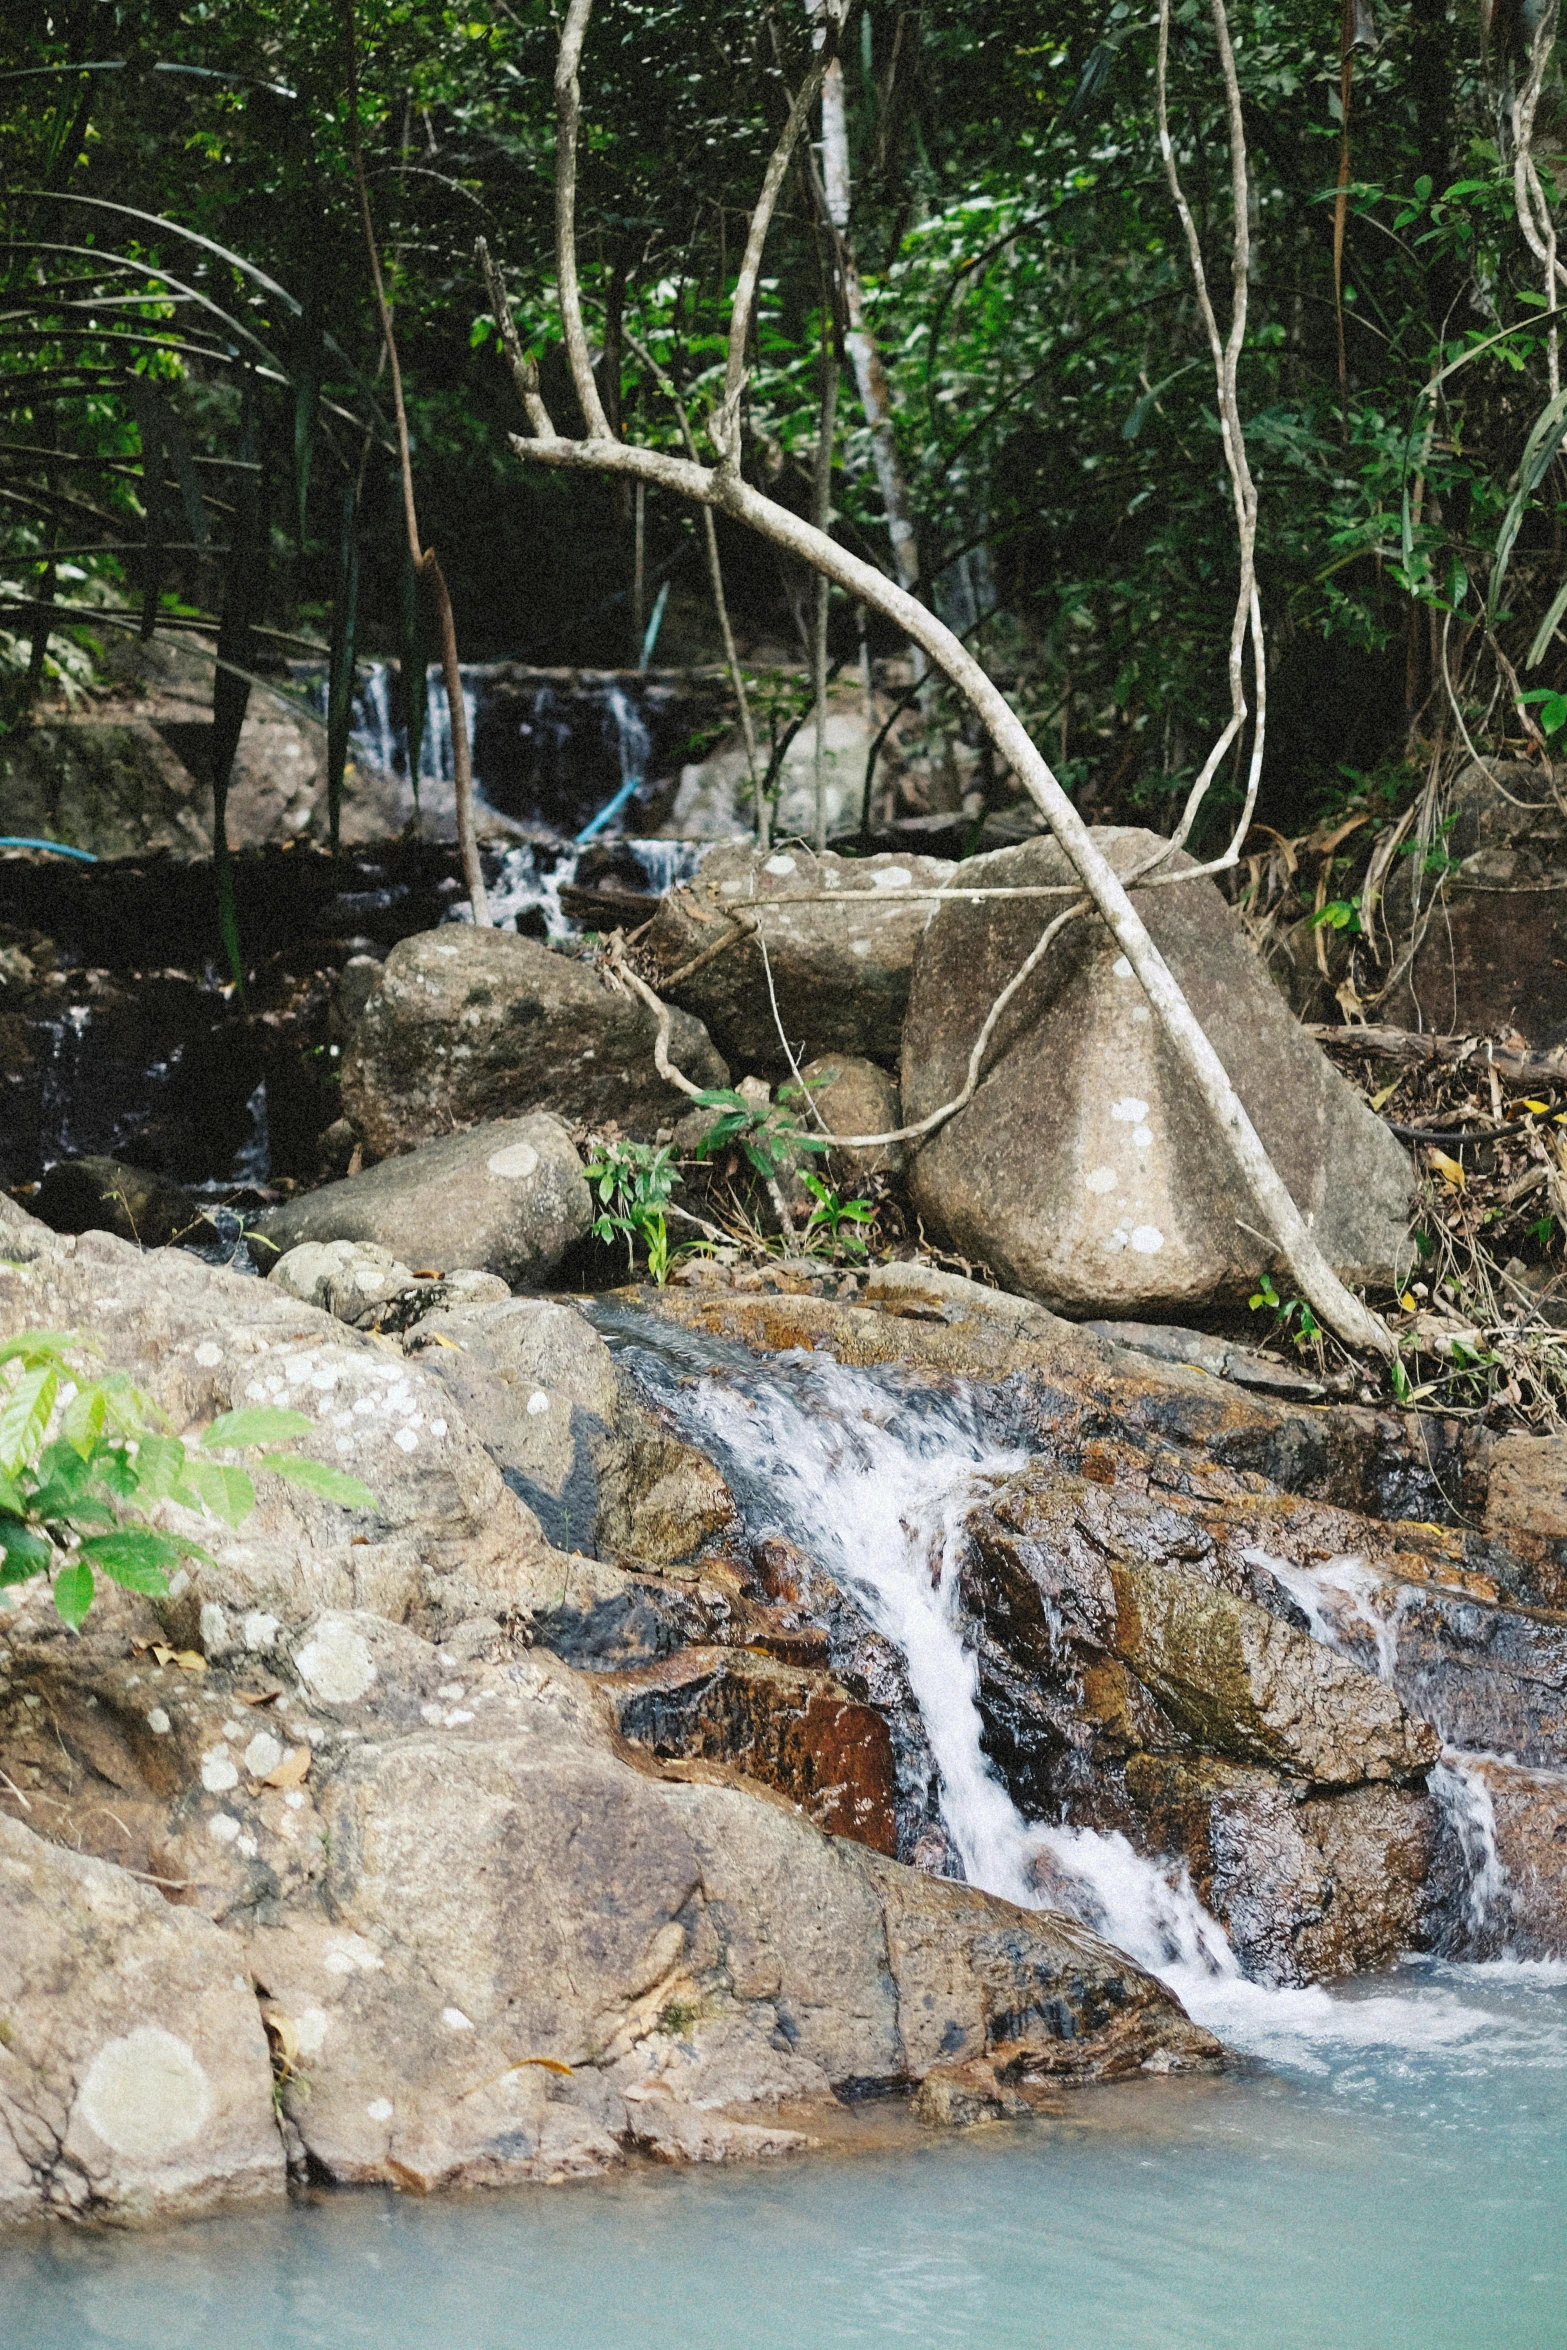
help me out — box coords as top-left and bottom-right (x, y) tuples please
(0, 1329), (376, 1629)
(693, 1084), (832, 1184)
(1310, 893), (1362, 935)
(585, 1139), (680, 1283)
(1246, 1271), (1321, 1350)
(797, 1171), (877, 1261)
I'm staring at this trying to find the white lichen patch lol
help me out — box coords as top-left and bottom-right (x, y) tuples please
(487, 1139), (540, 1180)
(146, 1708), (171, 1735)
(871, 866), (912, 888)
(208, 1813), (241, 1845)
(296, 1620), (377, 1705)
(324, 1933), (384, 1977)
(443, 2008), (474, 2032)
(366, 2098), (394, 2121)
(75, 2027), (212, 2161)
(1110, 1096), (1150, 1125)
(243, 1731), (283, 1780)
(1084, 1167), (1118, 1194)
(200, 1749), (240, 1794)
(1130, 1225), (1165, 1254)
(526, 1390), (550, 1417)
(763, 854), (796, 877)
(193, 1341), (224, 1368)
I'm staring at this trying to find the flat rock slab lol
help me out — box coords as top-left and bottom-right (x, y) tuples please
(341, 925), (727, 1155)
(900, 829), (1415, 1315)
(0, 1814), (282, 2226)
(252, 1115), (592, 1287)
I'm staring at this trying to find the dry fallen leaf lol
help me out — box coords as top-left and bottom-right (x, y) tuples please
(1371, 1081), (1403, 1112)
(1400, 1292), (1418, 1312)
(235, 1687), (282, 1707)
(174, 1650), (207, 1674)
(150, 1643), (175, 1667)
(1427, 1147), (1466, 1188)
(261, 1744), (311, 1790)
(1522, 1098), (1551, 1114)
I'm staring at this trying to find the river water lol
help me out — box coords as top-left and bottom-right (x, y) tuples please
(7, 1319), (1567, 2345)
(5, 1969), (1566, 2349)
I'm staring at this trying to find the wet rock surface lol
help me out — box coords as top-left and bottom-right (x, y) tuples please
(341, 925), (727, 1156)
(0, 1203), (1223, 2224)
(900, 830), (1414, 1314)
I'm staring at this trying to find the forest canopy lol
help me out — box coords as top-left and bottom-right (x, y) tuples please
(5, 2), (1566, 847)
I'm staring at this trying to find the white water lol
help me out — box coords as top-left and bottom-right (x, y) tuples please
(1249, 1544), (1514, 1946)
(609, 1326), (1517, 2068)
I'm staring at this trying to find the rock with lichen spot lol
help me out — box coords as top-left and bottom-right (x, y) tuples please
(339, 924), (728, 1155)
(900, 828), (1414, 1315)
(251, 1116), (592, 1288)
(0, 1812), (282, 2225)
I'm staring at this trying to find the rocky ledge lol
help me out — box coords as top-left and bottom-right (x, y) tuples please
(0, 1199), (1216, 2231)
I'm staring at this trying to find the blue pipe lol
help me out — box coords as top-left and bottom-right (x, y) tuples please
(575, 774), (642, 845)
(0, 838), (97, 861)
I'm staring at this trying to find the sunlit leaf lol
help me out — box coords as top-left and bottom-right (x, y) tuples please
(259, 1453), (377, 1511)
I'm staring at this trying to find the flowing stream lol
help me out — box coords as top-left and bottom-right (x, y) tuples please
(8, 1317), (1567, 2345)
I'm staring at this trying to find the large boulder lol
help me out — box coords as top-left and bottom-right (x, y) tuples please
(900, 830), (1415, 1316)
(0, 1813), (282, 2225)
(251, 1115), (592, 1288)
(646, 844), (957, 1078)
(0, 1215), (569, 1649)
(340, 925), (728, 1157)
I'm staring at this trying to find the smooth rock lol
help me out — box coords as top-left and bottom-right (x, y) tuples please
(269, 1240), (509, 1331)
(404, 1296), (734, 1566)
(900, 829), (1415, 1314)
(646, 845), (956, 1078)
(33, 1156), (218, 1253)
(252, 1116), (591, 1287)
(794, 1054), (905, 1182)
(0, 1214), (569, 1647)
(340, 925), (728, 1156)
(0, 1813), (282, 2224)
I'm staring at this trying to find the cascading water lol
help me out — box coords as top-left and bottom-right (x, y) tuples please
(1251, 1543), (1521, 1948)
(603, 1315), (1518, 2065)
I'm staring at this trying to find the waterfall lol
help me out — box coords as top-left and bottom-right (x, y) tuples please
(1247, 1545), (1519, 1951)
(602, 1319), (1508, 2060)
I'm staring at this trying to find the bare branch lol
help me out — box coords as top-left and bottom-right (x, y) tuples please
(714, 36), (837, 466)
(507, 416), (1387, 1354)
(1512, 3), (1565, 399)
(475, 237), (558, 440)
(555, 0), (614, 440)
(344, 0), (489, 925)
(1154, 0), (1264, 874)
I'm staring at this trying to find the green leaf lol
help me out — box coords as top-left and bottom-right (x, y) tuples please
(177, 1456), (255, 1528)
(1527, 574), (1567, 669)
(0, 1329), (83, 1372)
(52, 1558), (93, 1628)
(77, 1528), (181, 1591)
(260, 1453), (377, 1512)
(0, 1518), (51, 1584)
(0, 1364), (58, 1477)
(60, 1382), (107, 1459)
(95, 1444), (140, 1498)
(200, 1407), (314, 1451)
(132, 1432), (187, 1499)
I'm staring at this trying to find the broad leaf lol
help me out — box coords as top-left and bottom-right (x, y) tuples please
(0, 1329), (82, 1371)
(260, 1453), (377, 1512)
(52, 1558), (93, 1628)
(96, 1444), (141, 1498)
(132, 1432), (188, 1500)
(0, 1518), (52, 1585)
(201, 1407), (314, 1451)
(60, 1382), (107, 1459)
(77, 1528), (181, 1592)
(178, 1456), (255, 1529)
(0, 1364), (57, 1477)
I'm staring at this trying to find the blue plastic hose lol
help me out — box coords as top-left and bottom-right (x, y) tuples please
(575, 774), (642, 845)
(0, 838), (97, 862)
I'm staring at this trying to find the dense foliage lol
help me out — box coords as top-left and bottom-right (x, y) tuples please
(7, 3), (1567, 845)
